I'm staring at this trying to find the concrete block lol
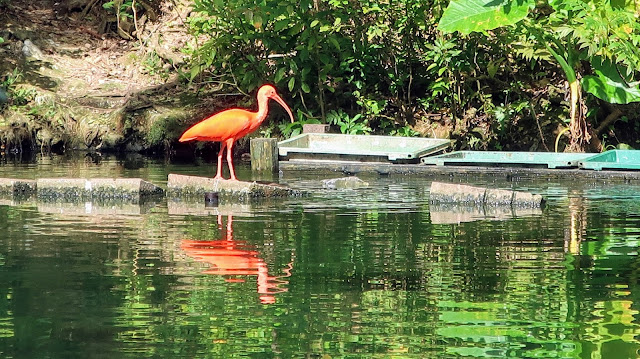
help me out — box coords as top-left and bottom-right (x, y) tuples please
(513, 191), (545, 207)
(36, 178), (163, 200)
(302, 124), (330, 133)
(429, 181), (544, 208)
(484, 188), (514, 206)
(167, 174), (304, 201)
(429, 182), (485, 205)
(0, 178), (37, 196)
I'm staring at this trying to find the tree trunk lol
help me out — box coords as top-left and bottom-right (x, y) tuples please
(566, 79), (590, 152)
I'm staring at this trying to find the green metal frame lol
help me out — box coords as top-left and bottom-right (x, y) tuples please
(420, 151), (593, 168)
(579, 150), (640, 171)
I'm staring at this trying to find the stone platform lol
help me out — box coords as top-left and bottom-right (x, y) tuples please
(429, 181), (544, 207)
(167, 174), (304, 200)
(0, 178), (37, 196)
(0, 177), (164, 201)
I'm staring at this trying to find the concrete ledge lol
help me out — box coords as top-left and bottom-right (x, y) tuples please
(0, 178), (37, 196)
(36, 178), (164, 200)
(167, 174), (304, 200)
(280, 160), (640, 181)
(429, 181), (544, 207)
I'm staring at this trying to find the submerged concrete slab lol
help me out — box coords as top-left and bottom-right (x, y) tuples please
(429, 181), (544, 207)
(167, 174), (304, 200)
(322, 176), (369, 190)
(36, 178), (164, 200)
(0, 178), (37, 196)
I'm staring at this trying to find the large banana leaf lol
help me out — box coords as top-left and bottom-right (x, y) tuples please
(582, 59), (640, 104)
(438, 0), (534, 35)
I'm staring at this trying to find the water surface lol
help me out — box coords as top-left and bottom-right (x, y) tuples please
(0, 154), (639, 358)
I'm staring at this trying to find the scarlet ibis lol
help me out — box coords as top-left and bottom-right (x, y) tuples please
(179, 85), (294, 180)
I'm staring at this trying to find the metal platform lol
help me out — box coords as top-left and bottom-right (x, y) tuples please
(420, 151), (593, 169)
(278, 134), (450, 163)
(579, 150), (640, 171)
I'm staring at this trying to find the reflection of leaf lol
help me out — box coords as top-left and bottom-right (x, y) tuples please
(582, 59), (640, 104)
(438, 0), (534, 34)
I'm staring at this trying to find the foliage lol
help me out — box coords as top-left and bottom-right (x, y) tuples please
(141, 50), (170, 80)
(438, 0), (533, 34)
(327, 109), (371, 135)
(582, 58), (640, 104)
(277, 109), (319, 138)
(1, 69), (36, 108)
(103, 0), (140, 19)
(187, 0), (446, 136)
(439, 0), (640, 151)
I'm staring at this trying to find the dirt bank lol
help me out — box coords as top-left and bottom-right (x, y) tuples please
(0, 0), (228, 157)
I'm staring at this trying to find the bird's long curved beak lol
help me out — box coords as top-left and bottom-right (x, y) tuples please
(271, 94), (295, 123)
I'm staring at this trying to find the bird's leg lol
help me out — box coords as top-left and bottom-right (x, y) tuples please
(226, 139), (238, 181)
(214, 141), (227, 180)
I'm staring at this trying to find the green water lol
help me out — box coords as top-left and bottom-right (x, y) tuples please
(0, 154), (639, 358)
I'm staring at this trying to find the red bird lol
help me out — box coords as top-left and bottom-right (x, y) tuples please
(179, 85), (294, 180)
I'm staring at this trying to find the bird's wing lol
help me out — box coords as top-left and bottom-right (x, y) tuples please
(179, 109), (253, 142)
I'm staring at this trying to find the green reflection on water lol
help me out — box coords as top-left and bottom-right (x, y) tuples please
(0, 155), (639, 358)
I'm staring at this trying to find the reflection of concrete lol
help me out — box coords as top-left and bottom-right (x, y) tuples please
(167, 200), (253, 217)
(0, 195), (33, 207)
(181, 215), (292, 304)
(37, 200), (157, 216)
(429, 204), (542, 224)
(0, 193), (157, 216)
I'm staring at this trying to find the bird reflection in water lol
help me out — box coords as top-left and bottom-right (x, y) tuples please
(181, 215), (292, 304)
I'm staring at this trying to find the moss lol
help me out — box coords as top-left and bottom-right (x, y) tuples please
(145, 107), (191, 147)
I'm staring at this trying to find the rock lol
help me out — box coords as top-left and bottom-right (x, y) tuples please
(322, 176), (369, 190)
(22, 39), (44, 61)
(0, 87), (8, 106)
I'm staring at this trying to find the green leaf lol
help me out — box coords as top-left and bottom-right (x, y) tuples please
(189, 65), (201, 81)
(253, 15), (263, 29)
(274, 67), (286, 83)
(438, 0), (534, 35)
(274, 20), (289, 32)
(301, 82), (311, 93)
(288, 77), (295, 92)
(582, 71), (640, 105)
(329, 37), (340, 50)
